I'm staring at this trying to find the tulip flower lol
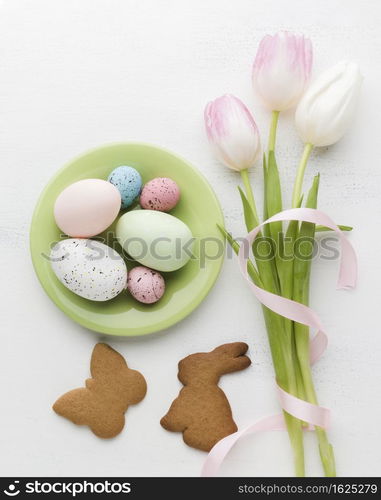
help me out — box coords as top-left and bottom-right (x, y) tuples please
(295, 61), (363, 147)
(205, 33), (361, 479)
(204, 94), (261, 172)
(205, 94), (261, 224)
(253, 31), (313, 113)
(292, 61), (362, 207)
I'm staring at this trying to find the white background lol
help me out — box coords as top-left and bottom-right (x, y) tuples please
(1, 0), (380, 477)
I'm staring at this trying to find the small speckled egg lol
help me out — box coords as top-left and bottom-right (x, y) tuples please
(50, 239), (127, 301)
(127, 266), (165, 304)
(140, 177), (180, 212)
(108, 166), (142, 209)
(54, 179), (121, 238)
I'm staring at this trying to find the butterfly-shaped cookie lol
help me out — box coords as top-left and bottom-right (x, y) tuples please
(53, 343), (147, 438)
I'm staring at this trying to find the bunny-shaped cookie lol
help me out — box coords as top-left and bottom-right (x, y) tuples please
(53, 343), (146, 438)
(160, 342), (251, 451)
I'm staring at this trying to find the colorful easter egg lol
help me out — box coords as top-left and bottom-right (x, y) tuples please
(140, 177), (180, 212)
(54, 179), (121, 238)
(108, 166), (142, 209)
(116, 210), (193, 272)
(127, 266), (165, 304)
(50, 239), (127, 301)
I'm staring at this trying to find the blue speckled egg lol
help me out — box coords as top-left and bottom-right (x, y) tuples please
(107, 166), (142, 209)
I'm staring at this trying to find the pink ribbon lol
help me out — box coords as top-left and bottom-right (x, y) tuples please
(201, 208), (357, 477)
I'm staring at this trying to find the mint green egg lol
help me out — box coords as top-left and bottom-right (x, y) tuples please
(116, 210), (194, 272)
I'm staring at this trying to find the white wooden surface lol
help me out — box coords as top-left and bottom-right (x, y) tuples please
(1, 0), (380, 477)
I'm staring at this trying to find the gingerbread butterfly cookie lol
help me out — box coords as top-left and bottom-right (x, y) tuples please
(53, 343), (147, 438)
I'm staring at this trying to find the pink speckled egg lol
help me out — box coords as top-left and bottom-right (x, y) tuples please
(54, 179), (121, 237)
(127, 266), (165, 304)
(140, 177), (180, 212)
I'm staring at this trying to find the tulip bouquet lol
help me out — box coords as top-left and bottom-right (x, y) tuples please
(204, 32), (362, 477)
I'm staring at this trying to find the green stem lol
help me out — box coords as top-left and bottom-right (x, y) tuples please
(240, 168), (279, 295)
(296, 344), (336, 476)
(242, 264), (306, 476)
(293, 174), (336, 477)
(220, 226), (305, 476)
(240, 169), (259, 224)
(268, 110), (280, 151)
(292, 143), (313, 208)
(239, 128), (305, 476)
(283, 412), (305, 476)
(291, 324), (308, 428)
(266, 110), (305, 475)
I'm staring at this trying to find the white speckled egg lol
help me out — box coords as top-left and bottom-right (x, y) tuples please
(50, 239), (127, 301)
(116, 210), (194, 272)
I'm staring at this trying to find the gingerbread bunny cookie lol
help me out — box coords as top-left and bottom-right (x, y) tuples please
(53, 343), (147, 438)
(160, 342), (251, 451)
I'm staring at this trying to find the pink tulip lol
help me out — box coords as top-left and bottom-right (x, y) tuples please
(204, 94), (261, 171)
(253, 31), (313, 112)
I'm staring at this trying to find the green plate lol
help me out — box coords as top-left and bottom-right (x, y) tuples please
(30, 143), (225, 336)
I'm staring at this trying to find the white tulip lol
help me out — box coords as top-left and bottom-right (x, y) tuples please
(295, 61), (363, 147)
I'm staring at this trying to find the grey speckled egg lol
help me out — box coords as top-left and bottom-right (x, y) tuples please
(50, 239), (127, 301)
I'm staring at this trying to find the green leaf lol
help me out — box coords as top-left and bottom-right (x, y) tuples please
(264, 150), (284, 292)
(262, 153), (271, 239)
(292, 174), (336, 474)
(238, 186), (256, 232)
(282, 196), (303, 300)
(266, 151), (283, 237)
(216, 224), (262, 286)
(293, 173), (320, 304)
(315, 224), (353, 232)
(217, 223), (289, 392)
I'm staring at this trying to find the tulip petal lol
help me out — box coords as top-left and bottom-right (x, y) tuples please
(204, 94), (261, 171)
(253, 31), (313, 111)
(295, 61), (363, 147)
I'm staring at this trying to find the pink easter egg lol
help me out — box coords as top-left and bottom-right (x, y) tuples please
(140, 177), (180, 212)
(54, 179), (121, 237)
(127, 266), (165, 304)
